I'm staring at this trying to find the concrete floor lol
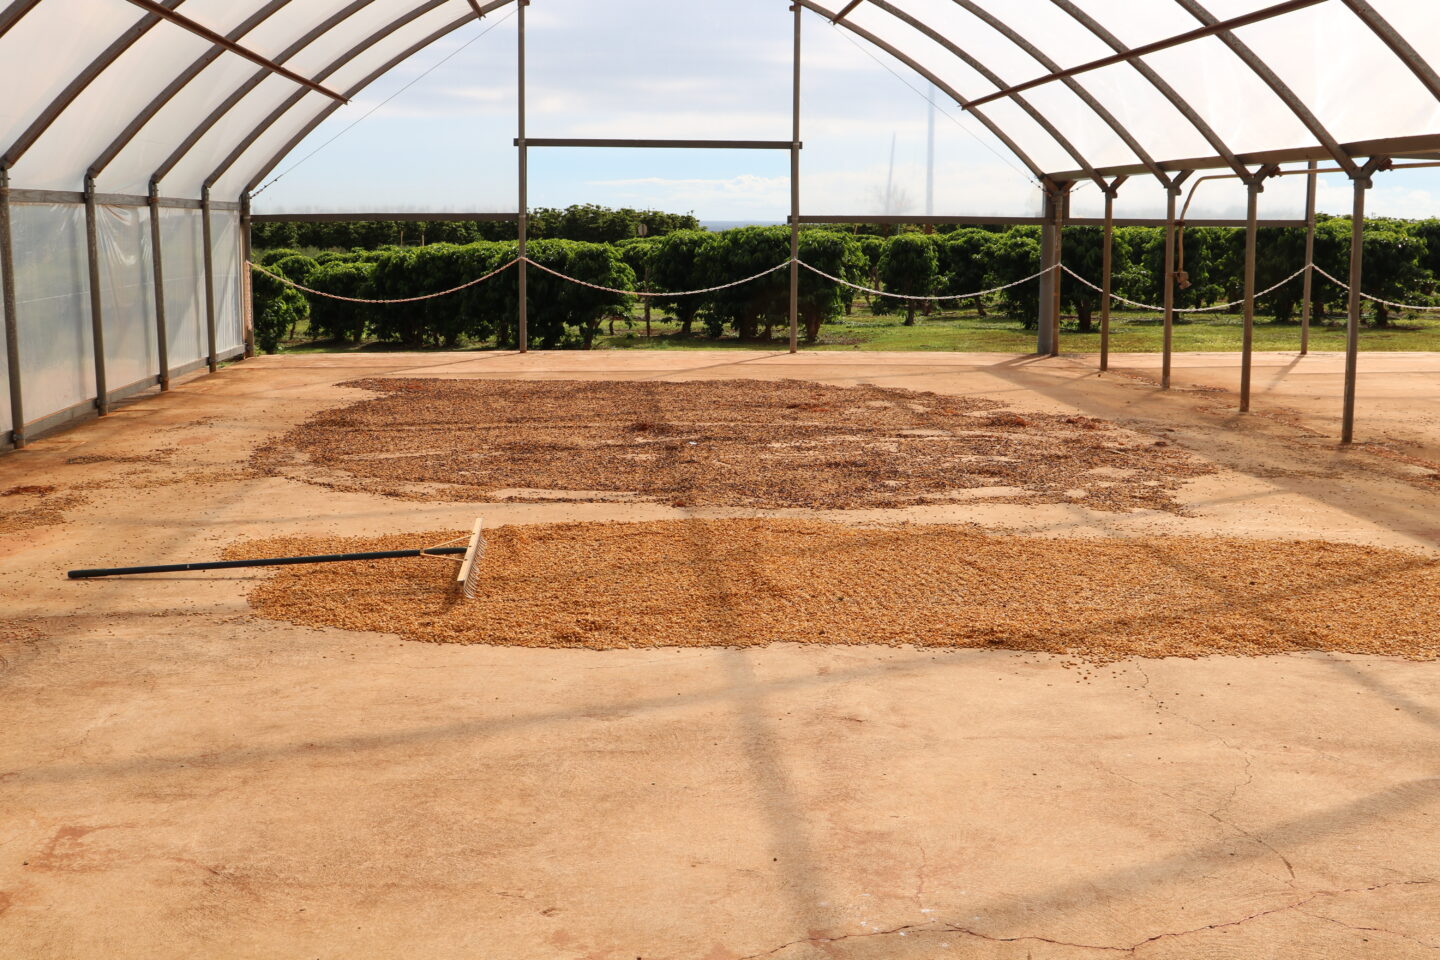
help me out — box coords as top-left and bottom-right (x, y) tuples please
(2, 349), (1438, 959)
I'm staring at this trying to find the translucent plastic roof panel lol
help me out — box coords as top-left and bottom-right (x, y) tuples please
(1142, 35), (1314, 157)
(213, 5), (471, 197)
(5, 0), (1440, 205)
(1234, 3), (1440, 148)
(962, 0), (1115, 66)
(8, 21), (214, 190)
(92, 0), (386, 196)
(0, 0), (145, 153)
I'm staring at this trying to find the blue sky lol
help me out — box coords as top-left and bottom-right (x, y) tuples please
(253, 0), (1440, 224)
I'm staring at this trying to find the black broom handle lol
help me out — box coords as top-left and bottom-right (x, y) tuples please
(68, 547), (469, 580)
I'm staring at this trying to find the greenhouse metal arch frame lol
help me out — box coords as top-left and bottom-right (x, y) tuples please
(3, 0), (1440, 452)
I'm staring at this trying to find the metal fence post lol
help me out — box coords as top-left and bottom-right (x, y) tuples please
(1100, 186), (1115, 372)
(1037, 184), (1058, 354)
(516, 0), (528, 353)
(1300, 159), (1317, 355)
(240, 192), (255, 358)
(148, 184), (170, 389)
(1240, 177), (1261, 412)
(1162, 185), (1179, 389)
(200, 186), (218, 372)
(788, 0), (801, 354)
(1342, 171), (1372, 445)
(0, 168), (24, 447)
(83, 175), (109, 415)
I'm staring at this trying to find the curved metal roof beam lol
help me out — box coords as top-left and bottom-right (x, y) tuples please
(795, 0), (1048, 184)
(244, 11), (488, 195)
(1, 0), (185, 170)
(0, 0), (44, 42)
(945, 0), (1167, 184)
(863, 0), (1106, 189)
(89, 0), (293, 181)
(1046, 0), (1251, 181)
(1172, 0), (1357, 176)
(1338, 0), (1440, 106)
(124, 0), (346, 101)
(149, 0), (381, 191)
(205, 0), (458, 190)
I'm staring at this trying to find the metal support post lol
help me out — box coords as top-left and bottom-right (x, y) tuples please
(200, 186), (218, 372)
(0, 168), (24, 447)
(83, 176), (109, 415)
(1240, 177), (1261, 412)
(1099, 178), (1121, 372)
(1051, 182), (1071, 356)
(1342, 173), (1371, 445)
(515, 0), (528, 353)
(148, 183), (170, 389)
(240, 193), (255, 358)
(1037, 182), (1067, 355)
(1162, 184), (1180, 389)
(1050, 196), (1063, 357)
(788, 1), (801, 354)
(1300, 159), (1317, 355)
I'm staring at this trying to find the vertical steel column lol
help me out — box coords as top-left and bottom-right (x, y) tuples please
(0, 169), (24, 447)
(148, 186), (170, 390)
(1036, 184), (1061, 355)
(1099, 185), (1115, 372)
(788, 1), (801, 354)
(1342, 175), (1370, 445)
(200, 187), (218, 372)
(1162, 186), (1179, 389)
(1045, 181), (1070, 357)
(515, 0), (528, 353)
(1240, 178), (1261, 412)
(1049, 206), (1062, 357)
(83, 177), (109, 415)
(240, 193), (255, 358)
(1300, 159), (1317, 355)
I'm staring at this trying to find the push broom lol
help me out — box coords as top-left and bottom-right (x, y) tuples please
(68, 518), (487, 599)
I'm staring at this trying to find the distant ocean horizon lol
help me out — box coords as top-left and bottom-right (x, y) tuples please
(700, 219), (783, 232)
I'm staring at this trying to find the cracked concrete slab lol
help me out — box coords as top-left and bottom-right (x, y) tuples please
(1, 350), (1438, 959)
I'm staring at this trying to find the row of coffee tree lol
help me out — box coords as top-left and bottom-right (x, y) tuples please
(251, 227), (873, 351)
(250, 203), (701, 250)
(251, 214), (1440, 351)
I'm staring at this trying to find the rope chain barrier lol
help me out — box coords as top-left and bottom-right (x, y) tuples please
(1061, 264), (1310, 314)
(251, 255), (1440, 315)
(248, 258), (519, 304)
(519, 256), (793, 297)
(1309, 264), (1440, 312)
(796, 260), (1058, 301)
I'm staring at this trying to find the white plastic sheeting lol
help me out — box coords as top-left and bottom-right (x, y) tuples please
(0, 289), (10, 437)
(211, 209), (244, 355)
(0, 198), (243, 439)
(95, 204), (159, 392)
(159, 207), (208, 370)
(9, 203), (94, 423)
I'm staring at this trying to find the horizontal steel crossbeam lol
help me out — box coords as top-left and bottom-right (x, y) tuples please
(250, 211), (521, 222)
(517, 138), (801, 150)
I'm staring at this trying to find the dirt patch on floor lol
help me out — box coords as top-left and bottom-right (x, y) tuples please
(239, 520), (1440, 660)
(251, 378), (1213, 512)
(0, 487), (87, 533)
